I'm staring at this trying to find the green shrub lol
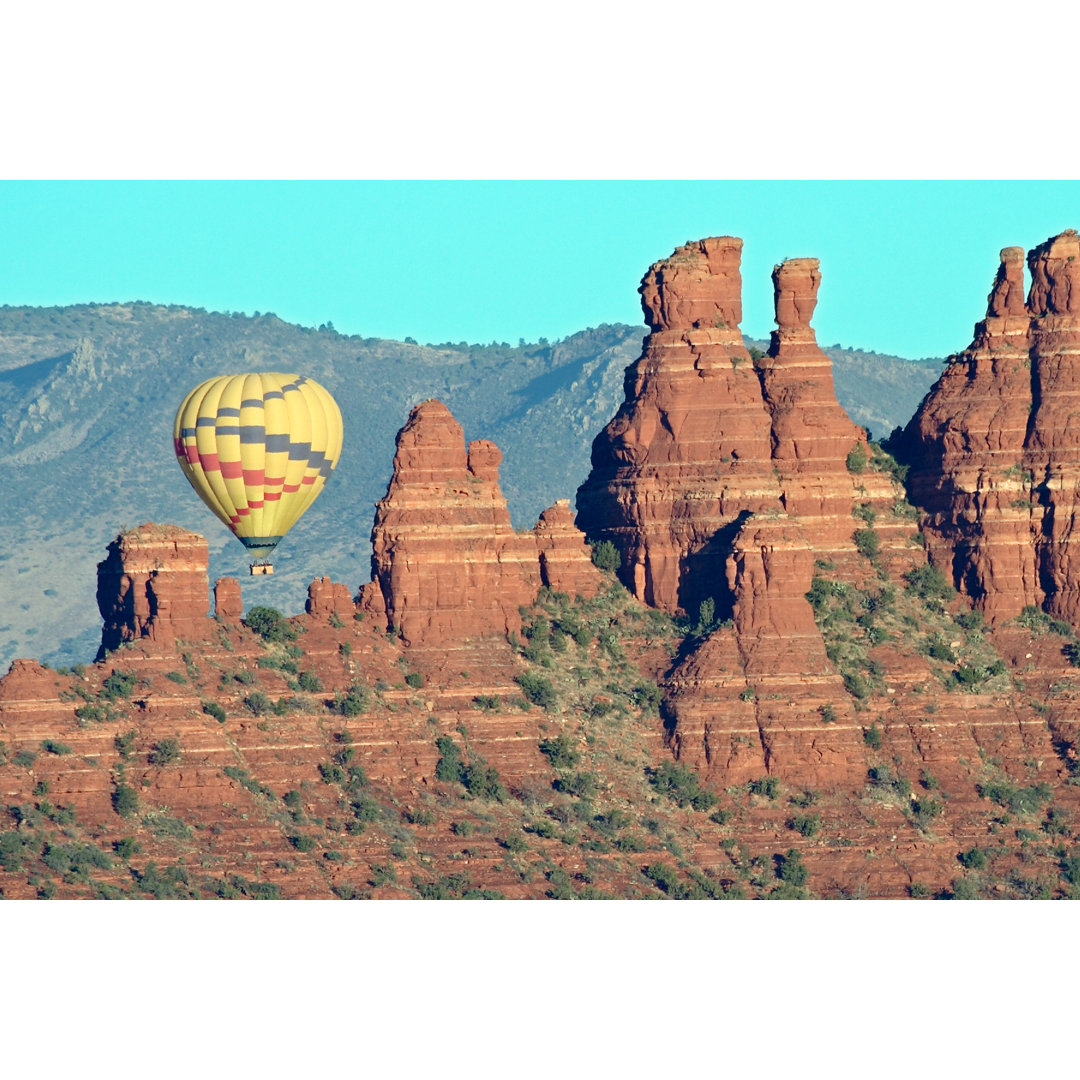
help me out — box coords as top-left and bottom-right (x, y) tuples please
(112, 783), (138, 817)
(40, 739), (72, 755)
(539, 732), (580, 771)
(13, 749), (37, 769)
(472, 694), (501, 711)
(591, 540), (621, 572)
(748, 777), (780, 800)
(435, 736), (466, 784)
(289, 834), (316, 852)
(647, 760), (717, 811)
(114, 729), (136, 758)
(516, 671), (557, 710)
(632, 681), (663, 712)
(863, 723), (883, 750)
(113, 837), (141, 859)
(330, 684), (369, 716)
(202, 700), (227, 723)
(243, 691), (272, 716)
(904, 564), (954, 603)
(282, 789), (302, 809)
(854, 528), (880, 559)
(297, 670), (322, 693)
(405, 672), (424, 690)
(319, 761), (347, 785)
(978, 779), (1051, 817)
(553, 771), (599, 800)
(775, 848), (809, 887)
(148, 737), (181, 767)
(820, 704), (838, 724)
(244, 606), (298, 642)
(958, 847), (988, 870)
(102, 670), (137, 700)
(788, 812), (821, 837)
(165, 670), (187, 684)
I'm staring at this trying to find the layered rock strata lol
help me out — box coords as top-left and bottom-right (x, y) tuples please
(903, 230), (1080, 623)
(95, 524), (212, 657)
(360, 401), (600, 646)
(306, 576), (356, 621)
(577, 237), (888, 620)
(214, 577), (243, 622)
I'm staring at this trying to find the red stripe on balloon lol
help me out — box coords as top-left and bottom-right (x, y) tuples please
(200, 453), (221, 472)
(220, 461), (243, 479)
(243, 469), (265, 486)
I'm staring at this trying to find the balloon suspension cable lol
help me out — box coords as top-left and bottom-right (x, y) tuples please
(249, 561), (275, 576)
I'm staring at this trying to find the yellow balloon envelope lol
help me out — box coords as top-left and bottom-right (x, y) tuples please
(173, 372), (343, 564)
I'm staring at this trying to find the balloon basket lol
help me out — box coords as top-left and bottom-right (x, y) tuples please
(250, 562), (274, 576)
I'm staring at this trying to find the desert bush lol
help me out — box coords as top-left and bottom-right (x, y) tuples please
(243, 691), (272, 716)
(297, 670), (322, 693)
(539, 732), (580, 771)
(112, 782), (138, 817)
(202, 700), (227, 723)
(244, 606), (298, 643)
(647, 760), (717, 811)
(101, 670), (137, 701)
(591, 540), (621, 572)
(775, 848), (809, 886)
(148, 737), (181, 766)
(516, 671), (557, 709)
(788, 812), (821, 837)
(748, 776), (780, 800)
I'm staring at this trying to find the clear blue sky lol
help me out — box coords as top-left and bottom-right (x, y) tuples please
(3, 181), (1079, 359)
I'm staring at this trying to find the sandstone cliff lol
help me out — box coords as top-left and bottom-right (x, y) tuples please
(95, 524), (214, 657)
(903, 229), (1080, 624)
(576, 237), (895, 622)
(360, 401), (601, 645)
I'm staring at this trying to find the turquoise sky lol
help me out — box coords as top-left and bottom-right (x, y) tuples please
(2, 181), (1078, 358)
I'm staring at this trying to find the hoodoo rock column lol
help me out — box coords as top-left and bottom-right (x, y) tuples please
(95, 523), (212, 657)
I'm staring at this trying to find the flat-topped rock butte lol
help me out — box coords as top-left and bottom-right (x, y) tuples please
(4, 232), (1080, 901)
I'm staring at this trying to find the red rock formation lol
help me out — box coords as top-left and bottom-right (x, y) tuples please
(363, 401), (541, 645)
(306, 576), (355, 621)
(577, 238), (887, 620)
(214, 577), (242, 622)
(0, 659), (59, 709)
(576, 237), (779, 616)
(905, 230), (1080, 623)
(96, 524), (211, 656)
(533, 500), (603, 598)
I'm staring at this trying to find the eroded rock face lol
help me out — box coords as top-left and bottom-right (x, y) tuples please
(214, 577), (242, 622)
(306, 576), (355, 621)
(96, 524), (211, 657)
(904, 230), (1080, 623)
(364, 401), (602, 645)
(576, 238), (881, 620)
(533, 500), (603, 598)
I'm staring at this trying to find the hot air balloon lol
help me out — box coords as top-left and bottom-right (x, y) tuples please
(173, 372), (343, 574)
